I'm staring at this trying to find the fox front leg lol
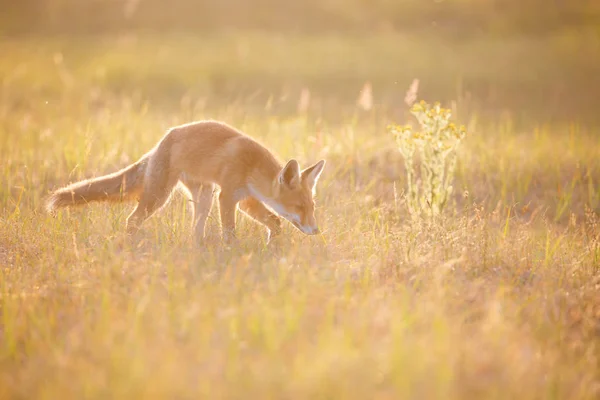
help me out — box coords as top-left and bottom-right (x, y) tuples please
(238, 197), (282, 244)
(218, 190), (238, 244)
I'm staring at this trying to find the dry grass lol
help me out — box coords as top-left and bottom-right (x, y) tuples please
(1, 34), (600, 399)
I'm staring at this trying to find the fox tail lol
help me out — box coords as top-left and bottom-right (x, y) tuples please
(45, 153), (151, 213)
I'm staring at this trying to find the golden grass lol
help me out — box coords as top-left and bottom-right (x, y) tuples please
(1, 34), (599, 399)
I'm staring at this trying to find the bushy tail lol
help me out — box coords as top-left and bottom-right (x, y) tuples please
(45, 152), (152, 213)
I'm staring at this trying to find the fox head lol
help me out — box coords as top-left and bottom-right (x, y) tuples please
(272, 159), (326, 235)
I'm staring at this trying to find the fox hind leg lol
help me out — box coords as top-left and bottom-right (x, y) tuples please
(126, 170), (179, 234)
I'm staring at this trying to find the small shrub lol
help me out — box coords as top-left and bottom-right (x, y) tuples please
(389, 101), (467, 219)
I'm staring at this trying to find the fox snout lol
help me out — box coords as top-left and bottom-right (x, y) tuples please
(307, 227), (320, 235)
(291, 220), (320, 235)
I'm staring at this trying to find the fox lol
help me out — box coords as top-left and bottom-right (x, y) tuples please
(45, 120), (326, 243)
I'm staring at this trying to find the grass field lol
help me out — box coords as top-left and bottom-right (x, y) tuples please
(1, 32), (600, 399)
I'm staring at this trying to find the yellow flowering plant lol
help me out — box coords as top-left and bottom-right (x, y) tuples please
(389, 101), (467, 218)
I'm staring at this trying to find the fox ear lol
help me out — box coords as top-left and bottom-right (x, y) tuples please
(301, 160), (326, 190)
(278, 159), (301, 188)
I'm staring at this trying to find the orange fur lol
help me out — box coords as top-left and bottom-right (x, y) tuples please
(46, 120), (326, 242)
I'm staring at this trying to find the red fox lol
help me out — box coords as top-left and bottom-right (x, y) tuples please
(46, 120), (326, 242)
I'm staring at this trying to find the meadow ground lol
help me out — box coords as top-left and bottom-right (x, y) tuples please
(0, 32), (599, 399)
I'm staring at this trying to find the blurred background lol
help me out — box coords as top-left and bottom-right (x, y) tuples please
(4, 0), (599, 36)
(1, 0), (600, 125)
